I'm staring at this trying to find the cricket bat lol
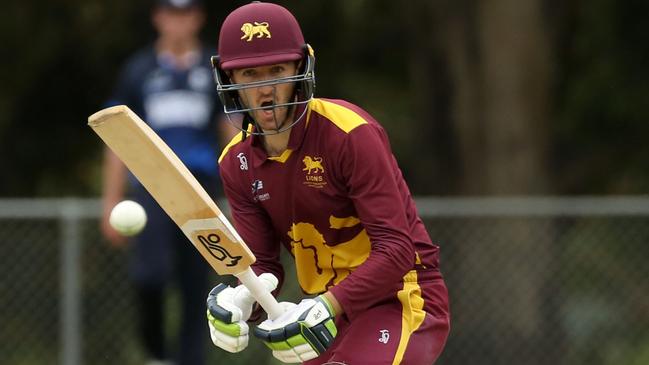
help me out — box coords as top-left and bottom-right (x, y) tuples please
(89, 105), (283, 319)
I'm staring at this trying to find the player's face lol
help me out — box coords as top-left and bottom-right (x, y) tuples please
(152, 7), (205, 43)
(230, 62), (299, 132)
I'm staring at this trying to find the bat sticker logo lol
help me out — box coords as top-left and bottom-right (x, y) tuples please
(197, 233), (243, 267)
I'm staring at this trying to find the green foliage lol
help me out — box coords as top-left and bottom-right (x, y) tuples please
(557, 218), (649, 364)
(1, 0), (648, 195)
(555, 0), (649, 193)
(0, 0), (151, 196)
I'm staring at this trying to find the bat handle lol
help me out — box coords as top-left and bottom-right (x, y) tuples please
(236, 267), (284, 320)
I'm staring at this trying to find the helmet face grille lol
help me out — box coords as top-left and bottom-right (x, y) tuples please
(211, 50), (316, 136)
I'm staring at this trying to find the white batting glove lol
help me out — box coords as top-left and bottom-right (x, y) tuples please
(253, 295), (337, 363)
(206, 273), (278, 353)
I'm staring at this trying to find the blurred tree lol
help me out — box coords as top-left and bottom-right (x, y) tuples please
(554, 0), (649, 193)
(405, 1), (559, 364)
(0, 0), (151, 196)
(0, 0), (648, 196)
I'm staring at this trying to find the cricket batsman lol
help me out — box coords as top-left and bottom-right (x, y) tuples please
(206, 2), (450, 363)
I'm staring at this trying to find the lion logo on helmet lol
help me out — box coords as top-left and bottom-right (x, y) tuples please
(240, 22), (272, 42)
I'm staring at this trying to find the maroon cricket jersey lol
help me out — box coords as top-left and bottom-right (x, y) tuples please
(218, 98), (441, 320)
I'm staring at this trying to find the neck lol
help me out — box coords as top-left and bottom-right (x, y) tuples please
(262, 130), (291, 157)
(156, 37), (199, 64)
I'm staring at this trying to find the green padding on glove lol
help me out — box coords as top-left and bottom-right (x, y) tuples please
(254, 295), (337, 363)
(207, 310), (243, 337)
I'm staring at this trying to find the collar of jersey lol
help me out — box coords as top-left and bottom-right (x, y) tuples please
(250, 101), (313, 167)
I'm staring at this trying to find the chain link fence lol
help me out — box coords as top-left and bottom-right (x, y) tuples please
(1, 197), (648, 365)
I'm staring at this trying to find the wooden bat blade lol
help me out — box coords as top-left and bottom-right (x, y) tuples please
(89, 105), (284, 319)
(88, 105), (255, 276)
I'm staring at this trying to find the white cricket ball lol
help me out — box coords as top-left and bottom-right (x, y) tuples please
(109, 200), (147, 236)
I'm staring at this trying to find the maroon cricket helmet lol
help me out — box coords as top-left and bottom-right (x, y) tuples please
(217, 1), (306, 70)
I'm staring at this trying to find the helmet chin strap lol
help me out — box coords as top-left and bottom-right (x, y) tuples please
(267, 90), (290, 133)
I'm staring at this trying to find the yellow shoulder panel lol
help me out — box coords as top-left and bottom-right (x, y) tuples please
(308, 99), (368, 133)
(218, 131), (245, 164)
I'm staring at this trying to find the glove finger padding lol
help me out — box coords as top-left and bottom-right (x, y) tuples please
(207, 309), (249, 353)
(206, 273), (279, 353)
(254, 296), (337, 363)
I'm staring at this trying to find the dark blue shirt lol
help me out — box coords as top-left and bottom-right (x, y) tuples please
(107, 45), (222, 180)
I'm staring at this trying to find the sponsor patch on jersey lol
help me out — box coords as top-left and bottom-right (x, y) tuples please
(254, 193), (270, 202)
(251, 179), (270, 202)
(251, 179), (263, 194)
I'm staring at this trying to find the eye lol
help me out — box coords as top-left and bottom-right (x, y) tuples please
(270, 65), (285, 75)
(241, 69), (256, 78)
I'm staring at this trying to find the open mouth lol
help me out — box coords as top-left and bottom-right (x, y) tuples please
(259, 101), (277, 120)
(260, 101), (274, 110)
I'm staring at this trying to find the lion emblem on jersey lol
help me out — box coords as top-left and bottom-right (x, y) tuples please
(289, 217), (371, 293)
(240, 22), (271, 42)
(302, 156), (324, 174)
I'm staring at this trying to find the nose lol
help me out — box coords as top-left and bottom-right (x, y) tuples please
(256, 83), (275, 97)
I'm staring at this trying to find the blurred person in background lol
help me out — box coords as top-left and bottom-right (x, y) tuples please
(204, 2), (450, 364)
(99, 0), (236, 364)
